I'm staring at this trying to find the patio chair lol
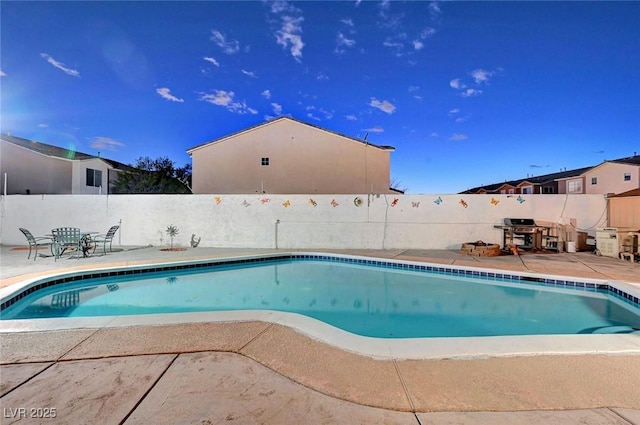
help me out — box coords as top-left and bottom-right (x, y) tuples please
(92, 225), (120, 255)
(19, 228), (55, 261)
(51, 227), (83, 259)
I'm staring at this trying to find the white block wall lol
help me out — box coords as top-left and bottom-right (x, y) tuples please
(0, 193), (608, 250)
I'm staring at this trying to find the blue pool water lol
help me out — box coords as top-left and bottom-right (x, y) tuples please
(2, 258), (639, 338)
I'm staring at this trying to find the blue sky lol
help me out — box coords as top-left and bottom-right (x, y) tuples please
(1, 1), (638, 194)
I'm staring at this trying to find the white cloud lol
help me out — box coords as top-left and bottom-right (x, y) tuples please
(38, 123), (48, 128)
(241, 69), (257, 78)
(271, 102), (283, 115)
(266, 2), (305, 62)
(363, 126), (384, 133)
(430, 132), (439, 137)
(261, 89), (271, 99)
(156, 87), (184, 103)
(383, 40), (404, 49)
(200, 90), (234, 106)
(203, 56), (220, 67)
(269, 0), (297, 14)
(199, 89), (258, 114)
(369, 98), (396, 114)
(341, 18), (354, 26)
(408, 85), (420, 92)
(429, 2), (441, 20)
(449, 79), (465, 90)
(316, 73), (329, 81)
(346, 114), (357, 121)
(210, 30), (240, 54)
(40, 53), (80, 77)
(450, 133), (468, 141)
(420, 28), (437, 38)
(413, 28), (436, 50)
(377, 0), (402, 29)
(470, 68), (493, 84)
(275, 15), (305, 61)
(305, 105), (333, 120)
(319, 107), (334, 120)
(335, 32), (356, 54)
(455, 116), (469, 123)
(461, 88), (482, 97)
(449, 108), (460, 115)
(0, 70), (6, 77)
(90, 136), (125, 152)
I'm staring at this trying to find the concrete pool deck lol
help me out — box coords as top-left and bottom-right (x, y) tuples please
(1, 245), (640, 424)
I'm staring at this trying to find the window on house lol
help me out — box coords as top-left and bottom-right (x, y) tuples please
(567, 179), (582, 193)
(521, 186), (533, 194)
(624, 173), (631, 181)
(261, 157), (269, 166)
(508, 188), (515, 194)
(500, 189), (506, 194)
(86, 168), (102, 187)
(591, 177), (597, 185)
(543, 186), (555, 194)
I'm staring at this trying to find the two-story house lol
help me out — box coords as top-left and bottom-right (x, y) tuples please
(462, 167), (593, 195)
(463, 154), (639, 196)
(0, 133), (134, 195)
(187, 116), (397, 194)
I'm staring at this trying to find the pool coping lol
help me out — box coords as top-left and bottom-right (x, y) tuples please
(2, 251), (640, 360)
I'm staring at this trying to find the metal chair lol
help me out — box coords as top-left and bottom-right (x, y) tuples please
(19, 228), (55, 261)
(51, 227), (83, 259)
(92, 225), (120, 255)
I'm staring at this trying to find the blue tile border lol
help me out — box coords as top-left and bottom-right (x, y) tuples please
(1, 253), (639, 313)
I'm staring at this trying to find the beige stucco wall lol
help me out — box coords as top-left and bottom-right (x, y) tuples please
(189, 119), (392, 194)
(584, 162), (639, 195)
(0, 140), (72, 194)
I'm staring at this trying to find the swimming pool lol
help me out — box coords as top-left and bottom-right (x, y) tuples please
(2, 254), (639, 338)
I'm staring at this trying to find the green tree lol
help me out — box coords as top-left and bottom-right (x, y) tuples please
(112, 156), (192, 194)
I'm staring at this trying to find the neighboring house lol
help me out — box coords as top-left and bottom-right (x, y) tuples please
(556, 155), (640, 195)
(463, 154), (640, 196)
(187, 116), (397, 194)
(582, 156), (640, 195)
(462, 167), (592, 195)
(0, 133), (134, 195)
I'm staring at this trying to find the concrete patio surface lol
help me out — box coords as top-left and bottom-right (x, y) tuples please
(1, 244), (640, 424)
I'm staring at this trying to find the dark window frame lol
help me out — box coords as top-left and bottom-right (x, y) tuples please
(86, 168), (102, 187)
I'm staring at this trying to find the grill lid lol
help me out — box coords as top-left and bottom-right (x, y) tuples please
(504, 218), (537, 226)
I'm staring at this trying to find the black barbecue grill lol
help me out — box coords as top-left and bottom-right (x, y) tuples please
(494, 218), (555, 251)
(504, 218), (540, 234)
